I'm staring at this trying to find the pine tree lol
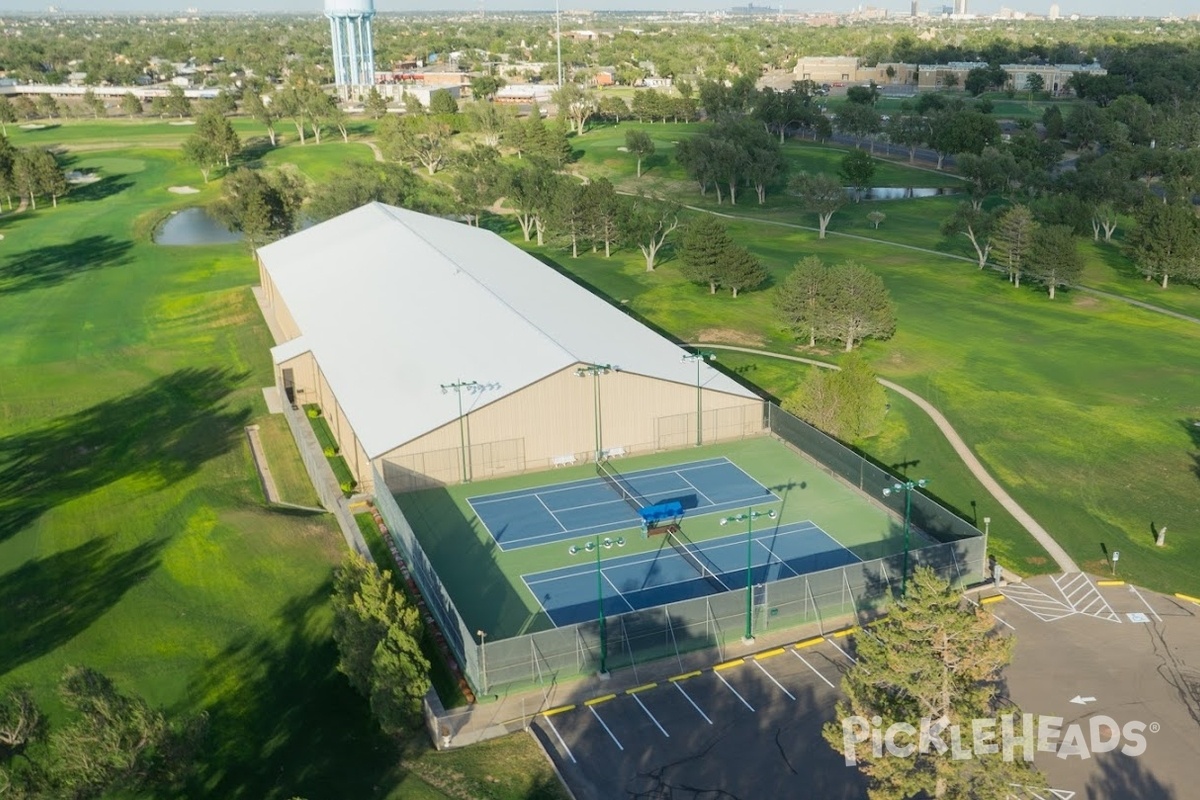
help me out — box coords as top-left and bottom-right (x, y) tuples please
(678, 216), (735, 294)
(721, 243), (768, 298)
(991, 204), (1037, 287)
(120, 92), (142, 119)
(826, 261), (896, 352)
(1027, 224), (1084, 299)
(776, 255), (833, 347)
(624, 129), (655, 177)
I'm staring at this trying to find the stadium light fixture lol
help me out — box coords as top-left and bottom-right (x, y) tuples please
(569, 534), (625, 676)
(441, 380), (486, 483)
(882, 478), (929, 596)
(681, 350), (716, 448)
(575, 363), (616, 462)
(720, 508), (777, 643)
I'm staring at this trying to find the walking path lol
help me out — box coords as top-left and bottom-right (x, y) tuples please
(690, 343), (1080, 574)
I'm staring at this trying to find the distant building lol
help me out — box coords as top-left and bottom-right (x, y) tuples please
(325, 0), (376, 98)
(953, 0), (968, 13)
(1001, 63), (1106, 95)
(911, 0), (919, 16)
(1049, 3), (1060, 18)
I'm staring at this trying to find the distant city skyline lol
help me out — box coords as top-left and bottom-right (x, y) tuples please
(4, 0), (1194, 22)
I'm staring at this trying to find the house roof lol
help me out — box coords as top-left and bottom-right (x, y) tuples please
(258, 203), (759, 459)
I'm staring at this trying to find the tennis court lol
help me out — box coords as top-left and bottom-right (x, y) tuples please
(468, 457), (778, 551)
(522, 521), (862, 627)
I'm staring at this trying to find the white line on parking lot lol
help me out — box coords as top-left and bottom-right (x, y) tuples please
(715, 671), (756, 712)
(588, 705), (624, 751)
(791, 650), (836, 688)
(631, 694), (670, 737)
(1129, 585), (1162, 622)
(674, 682), (713, 725)
(543, 717), (576, 763)
(826, 638), (857, 664)
(964, 593), (1016, 631)
(753, 659), (795, 700)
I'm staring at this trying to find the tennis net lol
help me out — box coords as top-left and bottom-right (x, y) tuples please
(596, 459), (643, 514)
(668, 531), (730, 594)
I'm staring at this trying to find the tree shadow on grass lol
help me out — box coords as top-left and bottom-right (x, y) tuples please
(177, 584), (407, 800)
(69, 174), (135, 203)
(0, 234), (133, 295)
(1181, 419), (1200, 483)
(0, 536), (165, 675)
(0, 367), (251, 544)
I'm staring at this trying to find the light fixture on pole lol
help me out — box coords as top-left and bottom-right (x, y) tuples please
(554, 0), (563, 88)
(575, 363), (615, 462)
(681, 350), (715, 448)
(569, 534), (625, 676)
(882, 478), (929, 596)
(476, 629), (488, 696)
(720, 507), (777, 643)
(441, 380), (483, 483)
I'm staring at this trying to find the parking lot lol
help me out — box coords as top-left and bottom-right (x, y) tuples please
(532, 574), (1200, 800)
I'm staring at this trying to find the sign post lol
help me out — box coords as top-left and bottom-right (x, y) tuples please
(1111, 550), (1120, 576)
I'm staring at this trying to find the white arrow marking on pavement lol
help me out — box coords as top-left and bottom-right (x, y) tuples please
(1069, 695), (1096, 705)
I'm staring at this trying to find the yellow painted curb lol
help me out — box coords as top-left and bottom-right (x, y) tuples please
(626, 683), (657, 695)
(980, 595), (1005, 605)
(794, 636), (824, 649)
(1175, 593), (1200, 605)
(755, 647), (786, 660)
(584, 694), (617, 707)
(831, 626), (858, 638)
(714, 658), (745, 671)
(669, 670), (702, 682)
(1096, 580), (1125, 587)
(542, 705), (575, 717)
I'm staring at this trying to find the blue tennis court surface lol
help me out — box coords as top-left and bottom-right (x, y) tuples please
(522, 521), (862, 628)
(468, 458), (778, 551)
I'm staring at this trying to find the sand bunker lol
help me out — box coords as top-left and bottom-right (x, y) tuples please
(168, 186), (200, 194)
(19, 123), (46, 130)
(66, 171), (101, 185)
(168, 120), (196, 126)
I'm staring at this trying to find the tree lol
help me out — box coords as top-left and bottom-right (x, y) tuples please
(846, 84), (879, 106)
(120, 92), (142, 119)
(163, 85), (191, 118)
(835, 103), (882, 151)
(428, 88), (459, 116)
(331, 553), (429, 737)
(242, 89), (278, 146)
(1027, 224), (1084, 299)
(35, 94), (59, 120)
(1042, 106), (1065, 141)
(465, 100), (512, 147)
(777, 255), (833, 347)
(548, 178), (587, 257)
(211, 167), (305, 247)
(194, 106), (241, 168)
(827, 261), (896, 351)
(552, 82), (596, 135)
(580, 177), (621, 257)
(824, 567), (1037, 799)
(624, 129), (654, 178)
(365, 86), (389, 119)
(992, 204), (1038, 287)
(450, 146), (503, 226)
(956, 147), (1016, 211)
(181, 133), (221, 183)
(1125, 202), (1200, 289)
(500, 161), (559, 244)
(964, 63), (1009, 96)
(783, 354), (887, 441)
(0, 136), (18, 209)
(598, 95), (629, 124)
(886, 112), (930, 164)
(469, 75), (502, 101)
(679, 215), (735, 294)
(81, 88), (105, 119)
(0, 96), (15, 135)
(309, 161), (431, 222)
(942, 203), (996, 269)
(12, 148), (64, 210)
(1025, 72), (1045, 100)
(0, 686), (42, 755)
(209, 90), (237, 116)
(928, 110), (1000, 169)
(721, 244), (768, 298)
(867, 211), (886, 229)
(619, 195), (679, 272)
(378, 114), (452, 175)
(839, 149), (876, 202)
(790, 171), (846, 238)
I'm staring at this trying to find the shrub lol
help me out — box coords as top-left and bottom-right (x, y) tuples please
(323, 445), (340, 457)
(306, 406), (323, 418)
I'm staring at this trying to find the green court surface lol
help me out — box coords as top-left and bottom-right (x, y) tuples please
(394, 435), (926, 641)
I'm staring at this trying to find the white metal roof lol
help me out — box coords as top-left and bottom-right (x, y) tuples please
(259, 202), (759, 459)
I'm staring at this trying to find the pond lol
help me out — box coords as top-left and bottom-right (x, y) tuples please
(853, 187), (962, 201)
(154, 207), (243, 246)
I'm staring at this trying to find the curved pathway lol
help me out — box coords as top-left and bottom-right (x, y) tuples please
(692, 343), (1080, 574)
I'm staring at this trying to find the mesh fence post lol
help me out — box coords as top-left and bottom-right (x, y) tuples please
(620, 617), (639, 683)
(843, 569), (859, 621)
(667, 613), (683, 671)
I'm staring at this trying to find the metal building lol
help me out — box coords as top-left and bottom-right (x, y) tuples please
(325, 0), (375, 97)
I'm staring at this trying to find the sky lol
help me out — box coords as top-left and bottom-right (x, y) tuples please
(3, 0), (1192, 23)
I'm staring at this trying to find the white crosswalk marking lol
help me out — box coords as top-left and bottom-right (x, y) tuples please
(1001, 582), (1076, 622)
(1053, 573), (1120, 622)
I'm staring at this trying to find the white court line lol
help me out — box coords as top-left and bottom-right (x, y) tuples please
(603, 570), (637, 613)
(963, 594), (1016, 631)
(674, 471), (716, 506)
(693, 458), (784, 504)
(589, 705), (624, 751)
(754, 659), (795, 700)
(1129, 585), (1162, 622)
(632, 694), (670, 737)
(535, 495), (567, 532)
(469, 458), (733, 505)
(674, 682), (714, 724)
(756, 539), (801, 578)
(826, 639), (858, 664)
(715, 671), (756, 712)
(791, 650), (835, 688)
(543, 717), (576, 763)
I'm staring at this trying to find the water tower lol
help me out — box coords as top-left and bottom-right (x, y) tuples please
(325, 0), (375, 98)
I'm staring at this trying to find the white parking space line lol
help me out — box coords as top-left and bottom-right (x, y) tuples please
(1053, 573), (1120, 622)
(588, 705), (624, 751)
(791, 650), (836, 689)
(826, 638), (857, 665)
(1129, 585), (1162, 622)
(543, 717), (576, 763)
(715, 672), (756, 712)
(754, 659), (796, 700)
(1001, 583), (1076, 622)
(631, 694), (670, 737)
(963, 593), (1016, 631)
(674, 682), (713, 725)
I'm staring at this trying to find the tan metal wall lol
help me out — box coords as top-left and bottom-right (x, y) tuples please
(258, 260), (303, 342)
(377, 363), (764, 490)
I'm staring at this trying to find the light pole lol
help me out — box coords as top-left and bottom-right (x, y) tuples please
(441, 380), (481, 483)
(575, 363), (614, 462)
(720, 507), (777, 642)
(554, 0), (563, 88)
(476, 629), (488, 696)
(569, 534), (625, 676)
(681, 350), (715, 447)
(882, 478), (929, 596)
